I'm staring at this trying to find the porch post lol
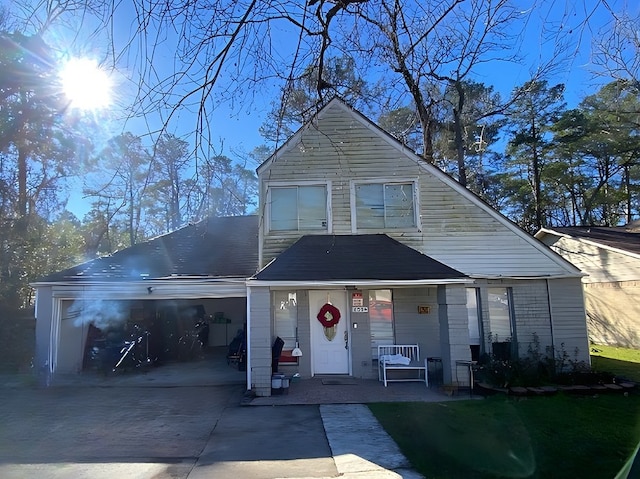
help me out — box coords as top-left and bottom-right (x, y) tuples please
(248, 286), (273, 396)
(438, 284), (471, 386)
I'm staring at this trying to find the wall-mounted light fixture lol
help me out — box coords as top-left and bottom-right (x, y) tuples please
(147, 286), (153, 294)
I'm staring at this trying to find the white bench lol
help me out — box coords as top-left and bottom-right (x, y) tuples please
(378, 344), (428, 387)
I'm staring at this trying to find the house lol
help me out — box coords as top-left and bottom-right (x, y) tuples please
(535, 224), (640, 349)
(33, 98), (590, 395)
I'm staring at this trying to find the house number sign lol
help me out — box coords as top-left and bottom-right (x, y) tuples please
(351, 292), (363, 307)
(352, 306), (368, 313)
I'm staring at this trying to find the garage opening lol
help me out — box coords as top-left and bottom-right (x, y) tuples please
(59, 298), (246, 383)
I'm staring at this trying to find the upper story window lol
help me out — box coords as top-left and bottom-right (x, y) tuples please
(354, 181), (416, 229)
(270, 184), (328, 231)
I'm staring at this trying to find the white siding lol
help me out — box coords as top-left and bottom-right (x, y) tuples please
(393, 287), (440, 358)
(259, 100), (573, 278)
(547, 278), (590, 365)
(249, 286), (271, 396)
(543, 236), (640, 283)
(584, 281), (640, 348)
(511, 280), (553, 355)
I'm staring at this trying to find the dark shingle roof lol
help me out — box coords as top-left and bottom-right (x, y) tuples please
(255, 234), (466, 281)
(550, 226), (640, 255)
(40, 215), (259, 282)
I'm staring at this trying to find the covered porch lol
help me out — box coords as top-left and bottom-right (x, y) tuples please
(247, 234), (475, 397)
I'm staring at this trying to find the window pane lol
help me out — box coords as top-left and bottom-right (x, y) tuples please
(299, 186), (327, 229)
(274, 291), (297, 349)
(356, 183), (384, 228)
(369, 289), (394, 360)
(466, 288), (480, 345)
(385, 183), (415, 227)
(488, 287), (511, 341)
(271, 188), (298, 230)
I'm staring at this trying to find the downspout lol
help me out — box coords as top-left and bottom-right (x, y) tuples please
(546, 279), (555, 355)
(246, 285), (252, 391)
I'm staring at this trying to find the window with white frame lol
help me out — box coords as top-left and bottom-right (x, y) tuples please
(369, 289), (394, 360)
(467, 288), (482, 361)
(488, 287), (516, 359)
(270, 185), (327, 231)
(273, 291), (297, 349)
(355, 182), (416, 229)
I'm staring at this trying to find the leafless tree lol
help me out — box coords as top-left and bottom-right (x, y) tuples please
(592, 7), (640, 90)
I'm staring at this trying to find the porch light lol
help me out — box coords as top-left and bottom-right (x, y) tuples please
(292, 342), (303, 357)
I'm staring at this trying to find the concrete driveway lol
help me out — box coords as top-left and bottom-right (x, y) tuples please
(0, 384), (337, 479)
(0, 383), (422, 479)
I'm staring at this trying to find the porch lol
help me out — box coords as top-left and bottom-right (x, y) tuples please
(247, 376), (473, 406)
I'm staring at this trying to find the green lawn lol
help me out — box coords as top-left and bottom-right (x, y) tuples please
(370, 393), (640, 478)
(591, 344), (640, 383)
(369, 345), (640, 478)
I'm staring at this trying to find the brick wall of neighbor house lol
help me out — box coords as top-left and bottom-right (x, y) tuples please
(547, 277), (590, 365)
(584, 281), (640, 348)
(249, 286), (272, 396)
(437, 284), (471, 385)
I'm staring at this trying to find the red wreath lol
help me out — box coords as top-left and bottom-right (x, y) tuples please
(317, 303), (341, 328)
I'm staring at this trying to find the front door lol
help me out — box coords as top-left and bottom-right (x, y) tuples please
(309, 291), (349, 374)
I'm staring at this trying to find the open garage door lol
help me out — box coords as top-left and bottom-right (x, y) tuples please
(58, 297), (247, 385)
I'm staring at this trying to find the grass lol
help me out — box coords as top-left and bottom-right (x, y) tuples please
(370, 345), (640, 478)
(370, 392), (640, 478)
(590, 344), (640, 383)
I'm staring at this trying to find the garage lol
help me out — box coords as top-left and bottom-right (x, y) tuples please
(33, 216), (258, 386)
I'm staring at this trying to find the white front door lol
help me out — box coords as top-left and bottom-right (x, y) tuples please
(309, 291), (349, 374)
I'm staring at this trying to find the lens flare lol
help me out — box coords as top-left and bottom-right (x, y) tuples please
(60, 57), (112, 110)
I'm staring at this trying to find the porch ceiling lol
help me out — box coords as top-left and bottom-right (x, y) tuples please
(254, 234), (467, 281)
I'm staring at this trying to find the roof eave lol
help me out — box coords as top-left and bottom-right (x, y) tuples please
(248, 278), (473, 288)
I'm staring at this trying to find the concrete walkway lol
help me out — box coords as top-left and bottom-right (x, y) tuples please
(319, 404), (424, 479)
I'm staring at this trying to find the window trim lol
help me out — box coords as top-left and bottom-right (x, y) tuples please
(266, 181), (331, 233)
(487, 287), (518, 358)
(272, 290), (298, 350)
(350, 178), (420, 233)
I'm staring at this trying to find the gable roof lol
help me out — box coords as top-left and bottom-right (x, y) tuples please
(254, 234), (468, 282)
(38, 215), (259, 283)
(536, 226), (640, 256)
(257, 97), (583, 279)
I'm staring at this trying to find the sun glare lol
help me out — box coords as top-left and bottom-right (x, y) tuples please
(60, 58), (112, 111)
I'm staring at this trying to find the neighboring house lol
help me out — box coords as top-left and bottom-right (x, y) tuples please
(33, 98), (590, 396)
(535, 224), (640, 349)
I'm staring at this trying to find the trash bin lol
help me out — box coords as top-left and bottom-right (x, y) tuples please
(271, 373), (285, 395)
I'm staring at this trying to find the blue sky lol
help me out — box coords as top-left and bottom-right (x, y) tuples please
(31, 0), (637, 217)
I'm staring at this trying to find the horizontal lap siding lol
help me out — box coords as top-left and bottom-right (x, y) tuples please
(261, 107), (424, 265)
(393, 287), (440, 358)
(511, 280), (553, 354)
(584, 282), (640, 348)
(260, 102), (572, 278)
(420, 177), (570, 277)
(249, 287), (272, 395)
(544, 237), (640, 283)
(547, 278), (590, 364)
